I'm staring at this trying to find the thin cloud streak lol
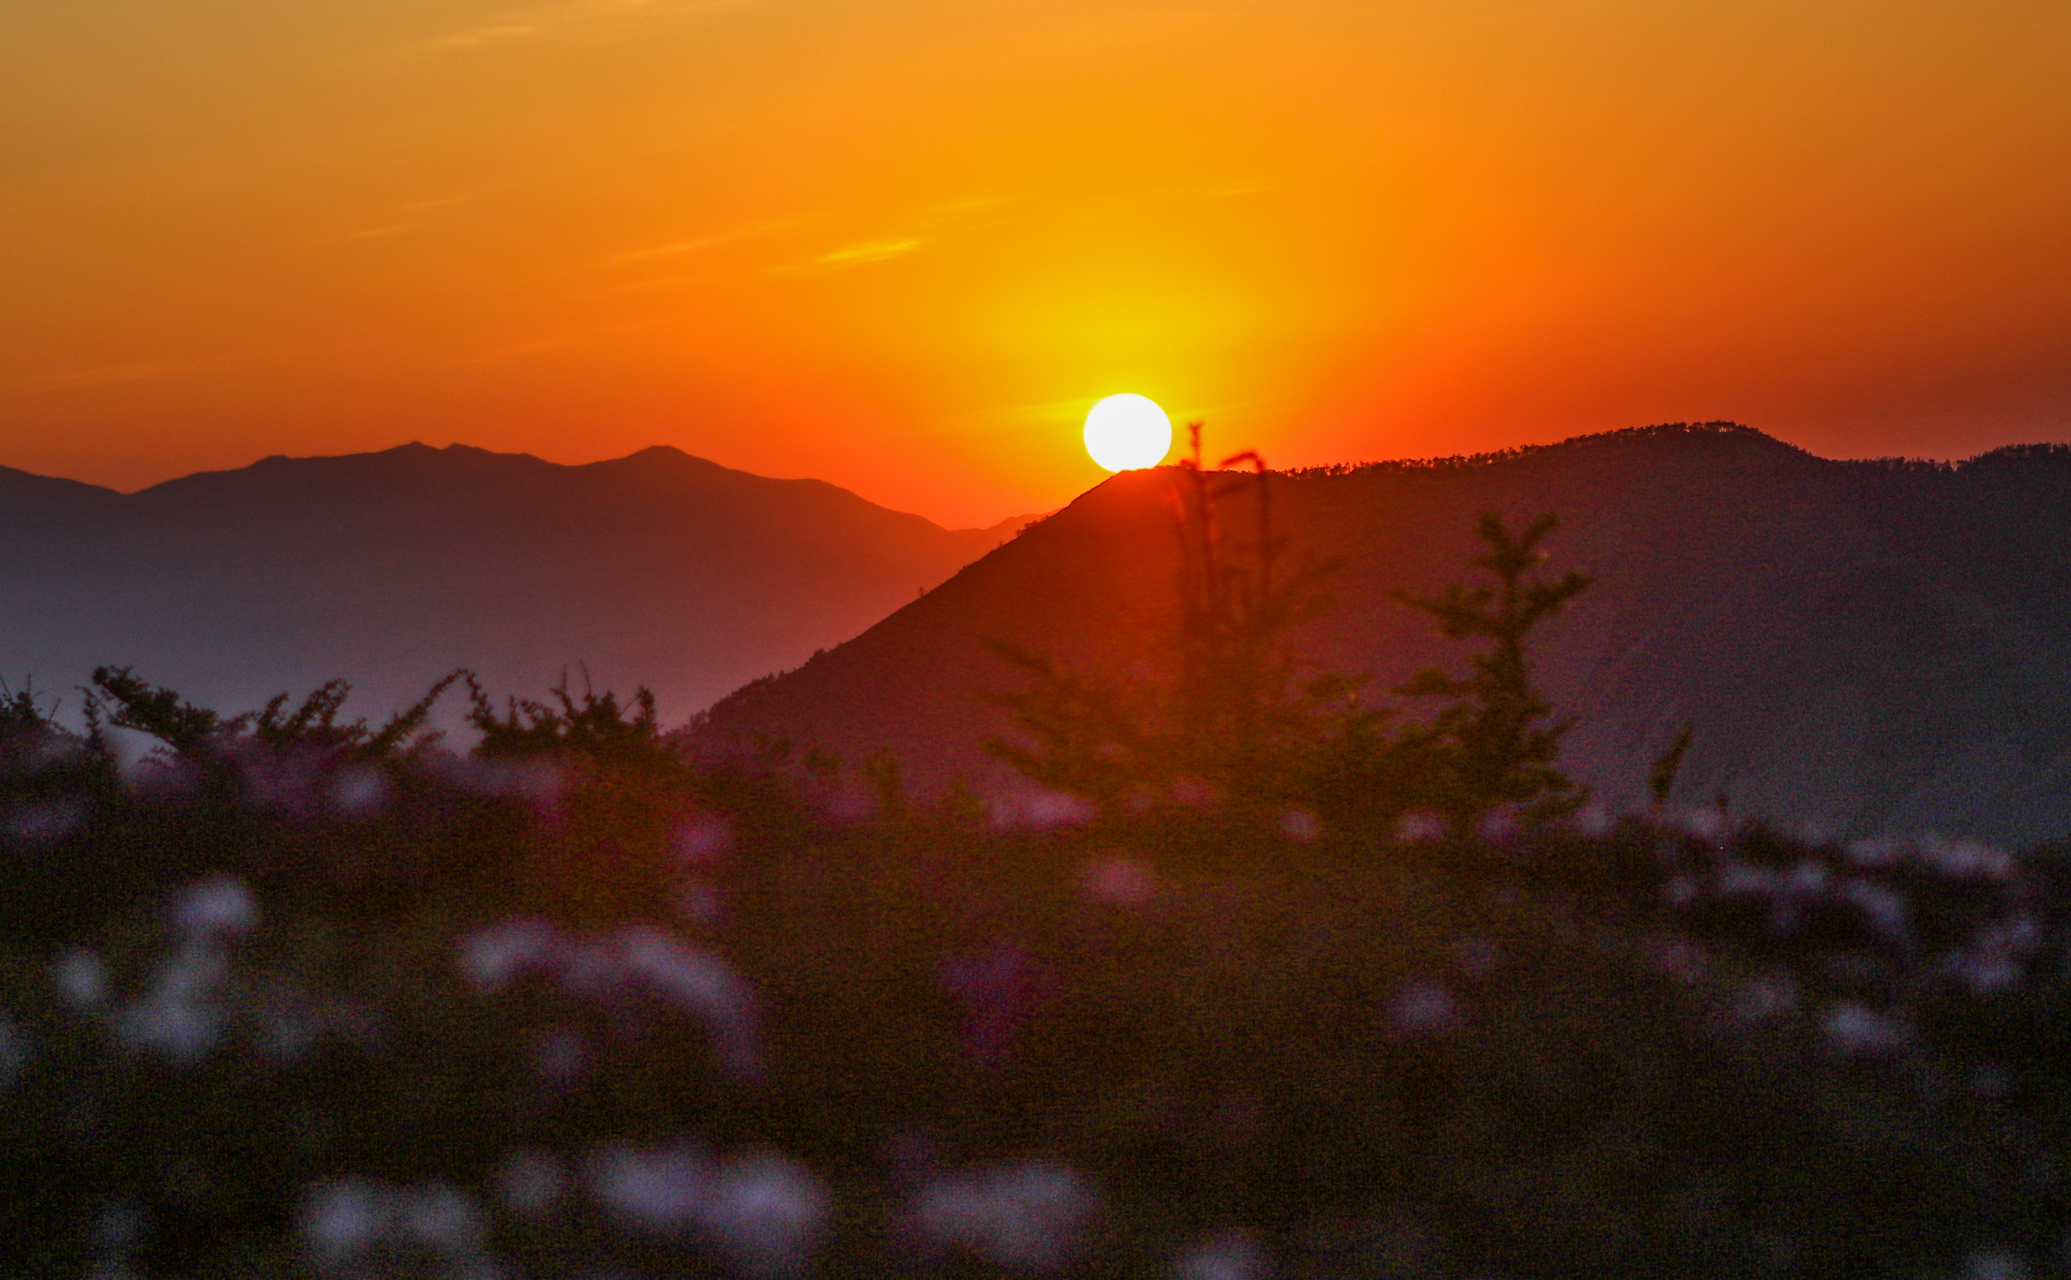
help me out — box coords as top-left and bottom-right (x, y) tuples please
(815, 239), (922, 268)
(417, 0), (747, 55)
(2, 358), (242, 394)
(612, 214), (815, 265)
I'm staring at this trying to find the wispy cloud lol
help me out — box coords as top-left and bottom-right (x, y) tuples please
(2, 357), (240, 393)
(813, 238), (922, 269)
(346, 223), (420, 240)
(417, 0), (744, 54)
(611, 213), (815, 265)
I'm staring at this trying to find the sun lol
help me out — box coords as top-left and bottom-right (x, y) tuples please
(1082, 394), (1173, 472)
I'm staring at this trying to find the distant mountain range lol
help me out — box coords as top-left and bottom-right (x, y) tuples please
(0, 443), (1033, 725)
(700, 423), (2071, 846)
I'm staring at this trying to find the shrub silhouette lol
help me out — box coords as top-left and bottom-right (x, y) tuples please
(1388, 511), (1594, 828)
(988, 432), (1593, 834)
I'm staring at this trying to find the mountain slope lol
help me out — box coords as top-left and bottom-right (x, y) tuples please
(699, 424), (2071, 844)
(0, 443), (1031, 722)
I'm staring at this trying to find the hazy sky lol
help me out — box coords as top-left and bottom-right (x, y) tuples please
(4, 0), (2068, 525)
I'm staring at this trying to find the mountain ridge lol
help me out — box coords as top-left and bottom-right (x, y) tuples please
(0, 442), (1038, 724)
(698, 422), (2071, 845)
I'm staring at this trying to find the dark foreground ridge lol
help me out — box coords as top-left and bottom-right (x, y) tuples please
(701, 422), (2071, 845)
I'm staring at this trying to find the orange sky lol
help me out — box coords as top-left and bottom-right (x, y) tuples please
(4, 0), (2068, 526)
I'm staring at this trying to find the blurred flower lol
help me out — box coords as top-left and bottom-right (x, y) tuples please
(911, 1160), (1100, 1273)
(1387, 980), (1460, 1035)
(1822, 1002), (1911, 1057)
(1477, 807), (1520, 841)
(1965, 1247), (2031, 1280)
(1837, 879), (1911, 947)
(591, 1142), (710, 1229)
(617, 927), (761, 1077)
(1669, 806), (1724, 840)
(113, 941), (229, 1065)
(672, 816), (733, 864)
(1083, 857), (1158, 908)
(297, 1179), (490, 1276)
(1784, 860), (1828, 894)
(51, 947), (109, 1010)
(2, 799), (83, 847)
(300, 1180), (382, 1268)
(458, 919), (561, 993)
(1394, 813), (1446, 843)
(1731, 975), (1799, 1024)
(988, 789), (1094, 830)
(696, 1150), (832, 1279)
(591, 1143), (830, 1277)
(1716, 863), (1779, 897)
(1279, 808), (1322, 842)
(1917, 836), (2011, 881)
(1571, 803), (1612, 837)
(1175, 1229), (1273, 1280)
(326, 765), (393, 820)
(169, 875), (258, 938)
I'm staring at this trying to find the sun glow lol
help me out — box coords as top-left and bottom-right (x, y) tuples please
(1082, 394), (1173, 472)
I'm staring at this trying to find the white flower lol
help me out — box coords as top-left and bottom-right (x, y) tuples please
(1965, 1247), (2031, 1280)
(1174, 1229), (1273, 1280)
(1388, 981), (1461, 1034)
(52, 947), (110, 1010)
(1083, 857), (1158, 908)
(587, 1143), (829, 1277)
(1279, 809), (1322, 842)
(170, 875), (258, 938)
(616, 927), (760, 1077)
(1394, 813), (1446, 843)
(1822, 1002), (1911, 1057)
(3, 799), (83, 845)
(696, 1150), (832, 1279)
(457, 919), (560, 993)
(673, 816), (733, 863)
(590, 1142), (711, 1229)
(1784, 860), (1828, 894)
(1837, 880), (1911, 946)
(299, 1180), (383, 1267)
(1918, 836), (2012, 881)
(911, 1161), (1100, 1273)
(1731, 975), (1799, 1024)
(988, 789), (1093, 830)
(326, 766), (392, 820)
(297, 1179), (490, 1274)
(113, 942), (230, 1065)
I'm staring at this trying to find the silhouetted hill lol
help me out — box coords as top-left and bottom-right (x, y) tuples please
(699, 423), (2071, 844)
(0, 443), (1034, 722)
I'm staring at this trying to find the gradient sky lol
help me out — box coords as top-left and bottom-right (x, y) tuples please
(4, 0), (2068, 526)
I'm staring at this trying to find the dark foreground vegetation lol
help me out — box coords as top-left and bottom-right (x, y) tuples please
(4, 444), (2068, 1278)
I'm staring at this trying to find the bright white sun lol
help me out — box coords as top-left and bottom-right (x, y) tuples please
(1083, 394), (1173, 472)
